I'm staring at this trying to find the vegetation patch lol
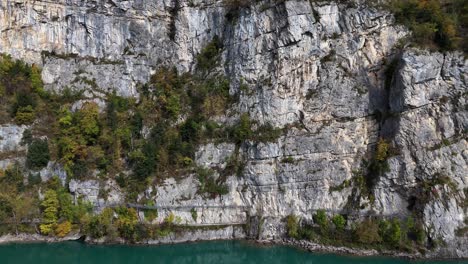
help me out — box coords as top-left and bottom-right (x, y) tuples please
(285, 212), (427, 252)
(389, 0), (467, 52)
(197, 167), (229, 198)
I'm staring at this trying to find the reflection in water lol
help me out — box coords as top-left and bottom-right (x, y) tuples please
(0, 240), (466, 264)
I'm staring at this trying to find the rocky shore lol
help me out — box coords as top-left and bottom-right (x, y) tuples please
(269, 239), (421, 259)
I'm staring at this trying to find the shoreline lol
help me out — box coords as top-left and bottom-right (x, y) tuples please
(264, 239), (421, 260)
(0, 233), (465, 260)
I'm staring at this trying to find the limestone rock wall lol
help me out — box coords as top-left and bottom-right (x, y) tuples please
(0, 0), (466, 257)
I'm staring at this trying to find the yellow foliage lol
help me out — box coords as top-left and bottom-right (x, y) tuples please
(55, 221), (72, 237)
(39, 223), (55, 235)
(375, 138), (389, 162)
(164, 212), (175, 225)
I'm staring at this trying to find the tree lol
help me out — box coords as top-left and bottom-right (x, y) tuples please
(57, 190), (74, 222)
(115, 207), (138, 240)
(40, 190), (59, 235)
(26, 139), (50, 170)
(78, 102), (100, 143)
(11, 195), (35, 235)
(2, 164), (24, 191)
(0, 192), (36, 235)
(55, 221), (72, 237)
(30, 64), (45, 96)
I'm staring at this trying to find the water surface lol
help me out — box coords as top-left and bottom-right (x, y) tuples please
(0, 240), (466, 264)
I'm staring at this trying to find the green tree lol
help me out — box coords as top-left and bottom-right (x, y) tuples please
(40, 190), (59, 235)
(86, 208), (115, 239)
(30, 65), (45, 95)
(77, 102), (100, 143)
(115, 207), (138, 240)
(57, 190), (74, 222)
(26, 139), (50, 170)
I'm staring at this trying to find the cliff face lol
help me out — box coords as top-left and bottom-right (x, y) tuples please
(0, 0), (466, 257)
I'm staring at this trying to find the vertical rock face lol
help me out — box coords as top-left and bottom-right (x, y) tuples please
(385, 50), (467, 244)
(0, 124), (27, 152)
(0, 0), (466, 257)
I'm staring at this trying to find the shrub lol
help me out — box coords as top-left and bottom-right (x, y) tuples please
(55, 221), (72, 237)
(21, 129), (33, 146)
(196, 36), (223, 72)
(26, 139), (50, 170)
(375, 138), (390, 162)
(191, 208), (198, 222)
(30, 65), (45, 96)
(87, 215), (106, 238)
(379, 219), (402, 247)
(332, 215), (346, 231)
(254, 123), (283, 143)
(354, 219), (382, 244)
(202, 95), (227, 117)
(281, 157), (295, 163)
(313, 209), (329, 231)
(404, 216), (425, 244)
(197, 167), (229, 197)
(286, 214), (299, 239)
(28, 173), (42, 185)
(143, 201), (158, 222)
(85, 208), (115, 239)
(232, 113), (253, 143)
(11, 90), (37, 119)
(115, 207), (138, 240)
(14, 106), (36, 125)
(365, 139), (392, 190)
(2, 164), (25, 190)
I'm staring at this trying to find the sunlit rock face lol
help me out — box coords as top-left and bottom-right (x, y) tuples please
(0, 0), (466, 257)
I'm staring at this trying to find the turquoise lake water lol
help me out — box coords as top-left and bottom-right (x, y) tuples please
(0, 240), (466, 264)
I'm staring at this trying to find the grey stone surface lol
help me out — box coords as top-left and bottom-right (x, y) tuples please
(0, 0), (466, 257)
